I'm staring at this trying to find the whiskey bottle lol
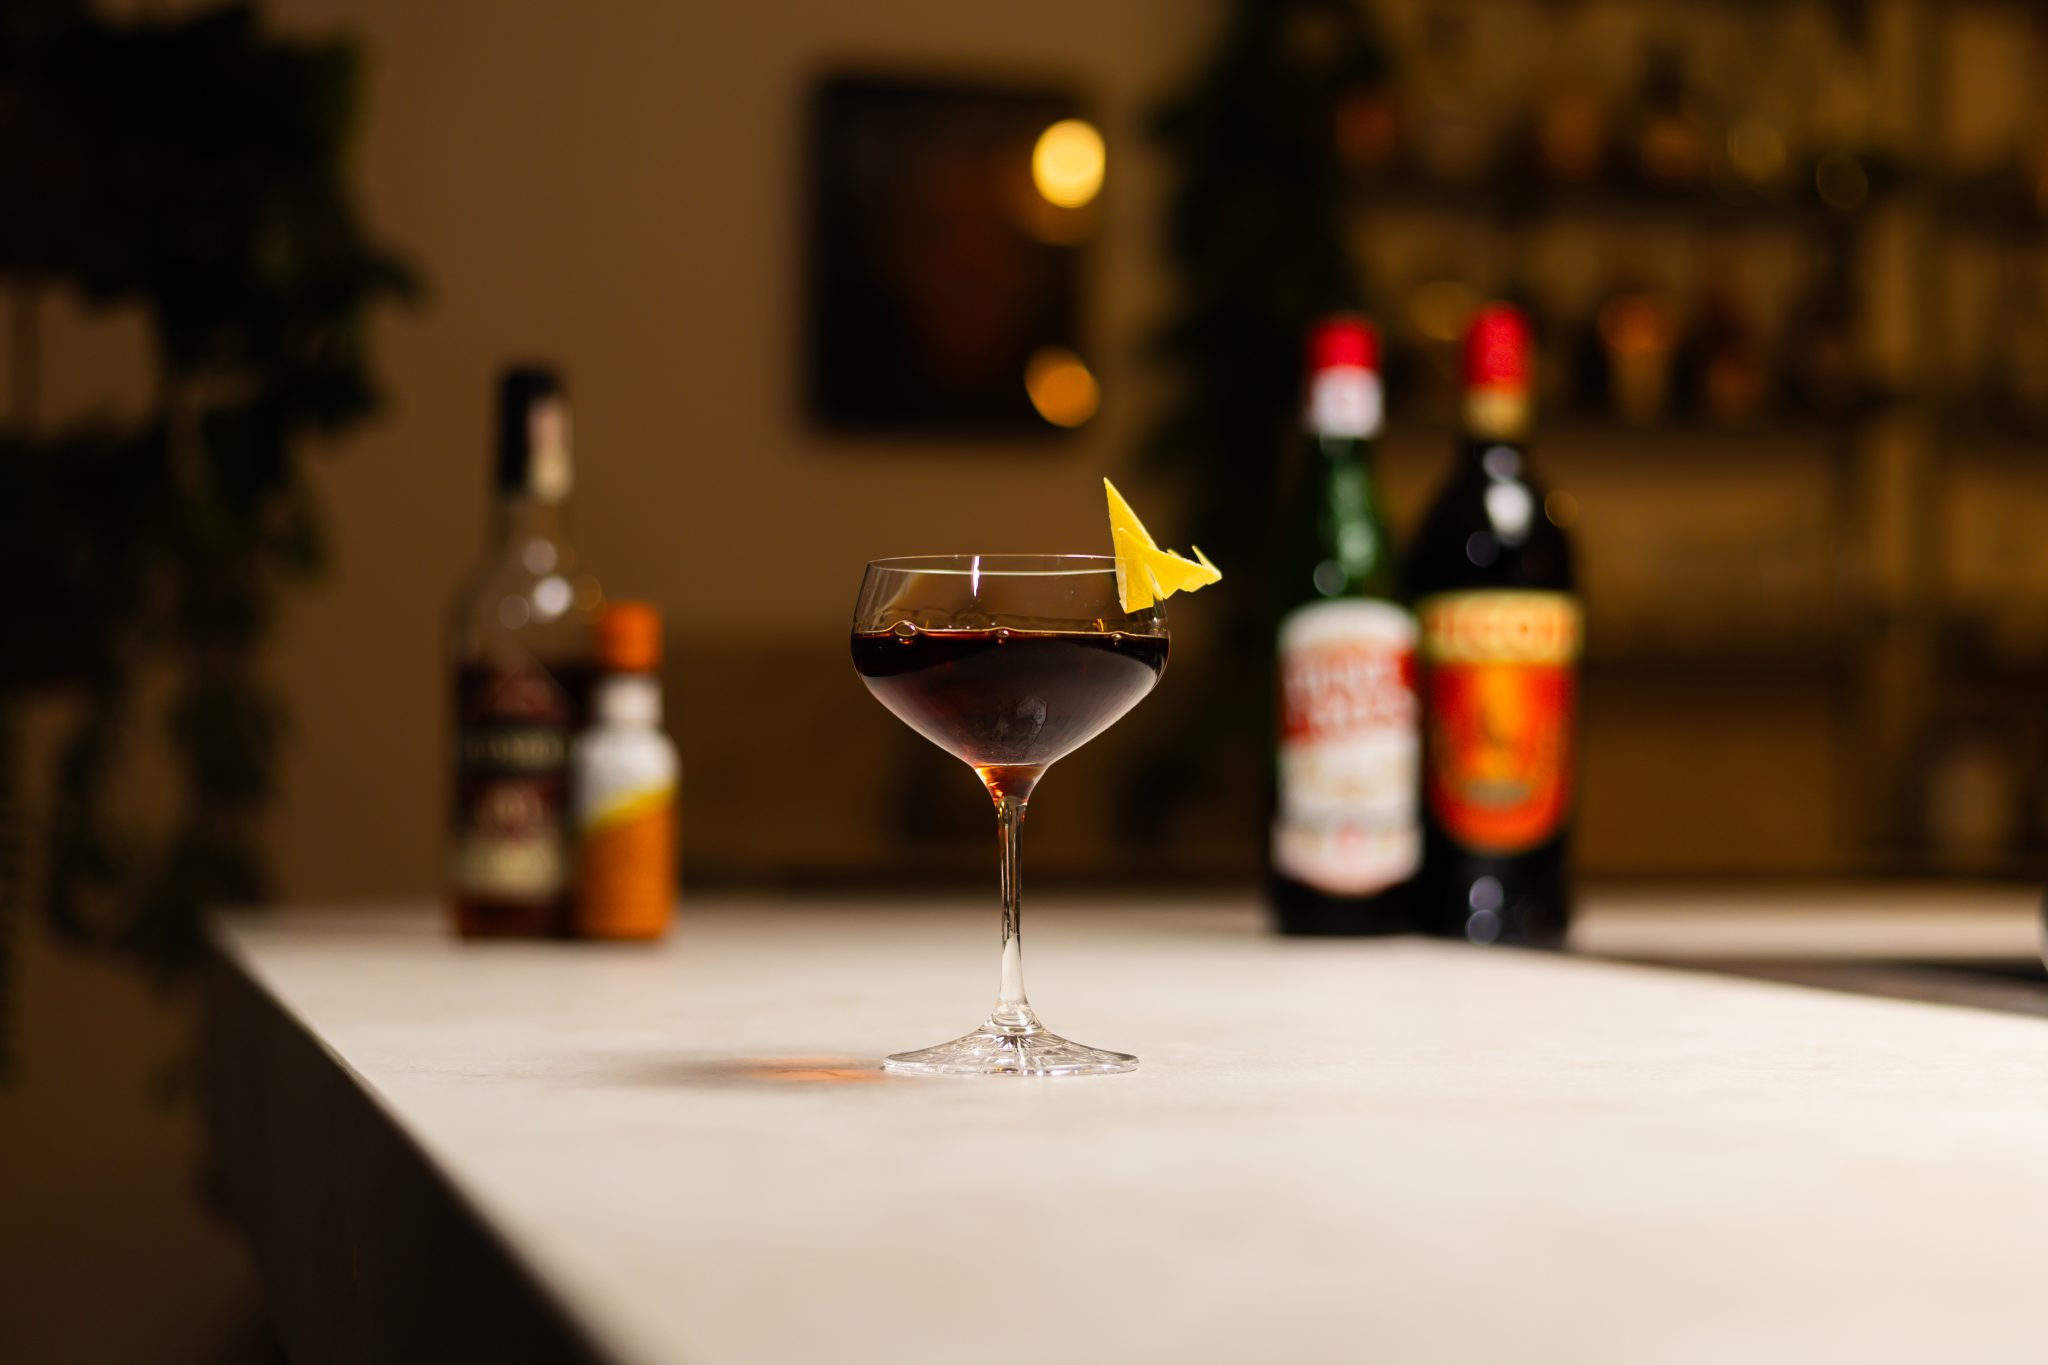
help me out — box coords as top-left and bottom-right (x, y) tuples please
(448, 366), (602, 937)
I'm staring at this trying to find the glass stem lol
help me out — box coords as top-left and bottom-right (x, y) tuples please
(989, 792), (1040, 1033)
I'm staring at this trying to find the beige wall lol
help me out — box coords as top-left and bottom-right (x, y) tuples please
(261, 0), (1206, 900)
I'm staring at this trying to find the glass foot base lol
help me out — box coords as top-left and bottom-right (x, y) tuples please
(883, 1025), (1137, 1077)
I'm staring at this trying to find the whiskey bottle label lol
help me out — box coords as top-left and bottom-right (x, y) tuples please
(1273, 599), (1421, 894)
(1418, 591), (1582, 853)
(452, 663), (572, 901)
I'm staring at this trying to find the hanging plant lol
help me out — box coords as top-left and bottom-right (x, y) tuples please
(1128, 0), (1386, 841)
(0, 0), (418, 1075)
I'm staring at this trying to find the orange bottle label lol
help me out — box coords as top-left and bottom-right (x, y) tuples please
(1419, 591), (1581, 854)
(574, 790), (675, 939)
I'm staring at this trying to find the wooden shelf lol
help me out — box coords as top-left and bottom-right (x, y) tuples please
(1934, 412), (2048, 458)
(1932, 174), (2048, 240)
(1932, 624), (2048, 690)
(1375, 415), (1858, 458)
(1345, 159), (1909, 228)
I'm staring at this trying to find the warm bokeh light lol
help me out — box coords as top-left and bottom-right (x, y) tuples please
(1598, 293), (1675, 355)
(1726, 116), (1787, 185)
(1024, 346), (1100, 427)
(1031, 118), (1105, 209)
(1409, 279), (1480, 344)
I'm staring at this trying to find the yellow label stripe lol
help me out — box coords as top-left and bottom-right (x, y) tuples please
(587, 787), (674, 832)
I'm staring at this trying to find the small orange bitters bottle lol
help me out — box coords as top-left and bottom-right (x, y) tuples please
(569, 602), (679, 939)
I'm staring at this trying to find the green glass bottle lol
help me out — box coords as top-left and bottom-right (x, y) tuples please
(1267, 316), (1421, 935)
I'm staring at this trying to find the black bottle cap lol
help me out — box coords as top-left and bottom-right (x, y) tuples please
(495, 364), (569, 495)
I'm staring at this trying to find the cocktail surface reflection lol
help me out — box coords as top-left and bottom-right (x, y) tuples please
(851, 555), (1167, 1075)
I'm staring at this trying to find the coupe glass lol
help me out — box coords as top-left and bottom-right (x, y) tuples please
(851, 554), (1168, 1076)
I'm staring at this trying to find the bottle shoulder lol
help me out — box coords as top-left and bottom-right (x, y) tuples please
(449, 541), (602, 665)
(1273, 436), (1402, 605)
(1407, 449), (1575, 597)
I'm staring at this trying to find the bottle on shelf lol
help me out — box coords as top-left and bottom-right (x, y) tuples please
(1535, 79), (1607, 188)
(1335, 79), (1402, 177)
(1806, 25), (1876, 214)
(1713, 12), (1792, 204)
(571, 602), (680, 940)
(1716, 51), (1792, 205)
(1627, 42), (1709, 190)
(1781, 235), (1859, 420)
(1678, 246), (1770, 427)
(448, 365), (603, 938)
(1268, 316), (1420, 935)
(1985, 249), (2048, 435)
(1406, 1), (1496, 185)
(2018, 11), (2048, 222)
(1583, 270), (1681, 425)
(1532, 8), (1609, 187)
(1919, 720), (2022, 875)
(1407, 305), (1581, 947)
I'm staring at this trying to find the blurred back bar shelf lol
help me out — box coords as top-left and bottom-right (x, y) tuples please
(1344, 161), (1913, 225)
(1342, 0), (2048, 878)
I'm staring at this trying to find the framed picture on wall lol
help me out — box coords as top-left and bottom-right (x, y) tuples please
(804, 73), (1101, 434)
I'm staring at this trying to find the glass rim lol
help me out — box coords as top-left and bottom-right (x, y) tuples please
(862, 553), (1118, 578)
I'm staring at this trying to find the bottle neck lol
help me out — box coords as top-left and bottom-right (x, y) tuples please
(1291, 417), (1396, 601)
(495, 493), (572, 548)
(592, 673), (662, 727)
(1304, 366), (1383, 443)
(1462, 385), (1531, 446)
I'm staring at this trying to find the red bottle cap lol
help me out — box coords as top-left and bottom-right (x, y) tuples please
(1308, 315), (1379, 374)
(1463, 304), (1531, 391)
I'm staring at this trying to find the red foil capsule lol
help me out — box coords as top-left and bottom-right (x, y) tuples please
(1308, 315), (1379, 374)
(1463, 303), (1531, 393)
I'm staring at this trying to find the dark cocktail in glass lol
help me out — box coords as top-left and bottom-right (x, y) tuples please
(851, 555), (1167, 1075)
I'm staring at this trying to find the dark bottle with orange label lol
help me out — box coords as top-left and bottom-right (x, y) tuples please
(1407, 304), (1580, 946)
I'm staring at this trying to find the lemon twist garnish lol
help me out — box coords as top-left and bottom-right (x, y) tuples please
(1104, 478), (1222, 613)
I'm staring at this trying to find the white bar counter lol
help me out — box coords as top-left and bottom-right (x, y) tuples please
(205, 889), (2048, 1364)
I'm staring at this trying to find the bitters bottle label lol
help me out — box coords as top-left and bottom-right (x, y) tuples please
(1418, 591), (1582, 853)
(452, 664), (571, 899)
(575, 785), (676, 939)
(1273, 600), (1421, 894)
